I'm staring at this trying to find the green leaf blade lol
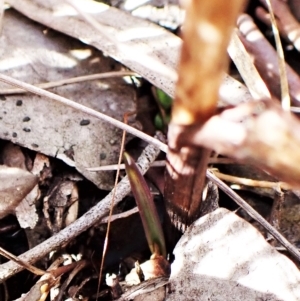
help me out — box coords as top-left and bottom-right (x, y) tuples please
(123, 152), (166, 258)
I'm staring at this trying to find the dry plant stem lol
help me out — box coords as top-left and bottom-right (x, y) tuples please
(213, 170), (291, 190)
(100, 206), (139, 223)
(264, 0), (290, 110)
(56, 260), (88, 301)
(87, 158), (238, 171)
(237, 14), (300, 106)
(165, 148), (211, 229)
(97, 114), (129, 299)
(256, 0), (300, 51)
(172, 0), (246, 125)
(228, 30), (271, 99)
(0, 71), (139, 95)
(0, 141), (161, 282)
(0, 73), (167, 153)
(165, 0), (247, 229)
(206, 170), (300, 262)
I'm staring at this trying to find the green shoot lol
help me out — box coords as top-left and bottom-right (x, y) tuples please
(123, 152), (166, 258)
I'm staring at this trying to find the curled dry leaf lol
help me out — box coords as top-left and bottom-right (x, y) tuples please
(0, 165), (38, 219)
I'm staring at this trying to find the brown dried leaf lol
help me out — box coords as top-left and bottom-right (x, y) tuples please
(0, 165), (38, 218)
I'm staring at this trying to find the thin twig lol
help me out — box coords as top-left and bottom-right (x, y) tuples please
(87, 161), (166, 171)
(264, 0), (290, 110)
(0, 141), (161, 282)
(97, 112), (129, 299)
(100, 207), (139, 223)
(0, 71), (139, 95)
(212, 170), (291, 190)
(87, 158), (238, 171)
(0, 73), (167, 153)
(0, 246), (46, 276)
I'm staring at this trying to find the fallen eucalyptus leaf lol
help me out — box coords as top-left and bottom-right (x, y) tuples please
(167, 208), (300, 301)
(0, 10), (138, 190)
(0, 165), (38, 219)
(7, 0), (252, 106)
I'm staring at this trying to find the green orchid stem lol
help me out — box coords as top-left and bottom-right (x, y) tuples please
(123, 152), (166, 258)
